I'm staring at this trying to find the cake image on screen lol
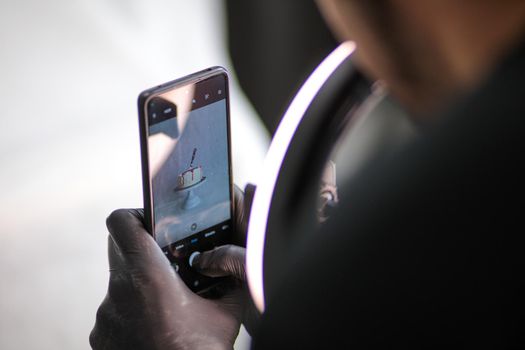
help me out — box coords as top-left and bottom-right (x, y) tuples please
(178, 148), (204, 189)
(178, 166), (202, 188)
(175, 147), (206, 210)
(151, 98), (230, 246)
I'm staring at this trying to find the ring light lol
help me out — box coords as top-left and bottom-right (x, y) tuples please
(246, 42), (361, 312)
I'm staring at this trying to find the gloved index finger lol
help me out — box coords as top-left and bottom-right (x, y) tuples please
(193, 245), (247, 281)
(106, 208), (157, 256)
(105, 209), (194, 304)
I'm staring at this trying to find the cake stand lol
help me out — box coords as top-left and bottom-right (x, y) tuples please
(174, 176), (207, 210)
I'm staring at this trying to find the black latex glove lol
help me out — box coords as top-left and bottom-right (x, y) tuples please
(89, 209), (243, 350)
(192, 244), (261, 336)
(195, 184), (261, 335)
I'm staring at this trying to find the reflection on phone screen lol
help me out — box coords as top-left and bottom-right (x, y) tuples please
(146, 74), (233, 290)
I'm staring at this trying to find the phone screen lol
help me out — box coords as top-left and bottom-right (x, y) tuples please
(141, 70), (233, 291)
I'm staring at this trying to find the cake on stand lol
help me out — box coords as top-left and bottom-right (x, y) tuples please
(174, 148), (206, 210)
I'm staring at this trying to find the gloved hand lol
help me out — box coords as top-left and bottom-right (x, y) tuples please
(89, 209), (242, 350)
(195, 183), (261, 335)
(192, 244), (261, 335)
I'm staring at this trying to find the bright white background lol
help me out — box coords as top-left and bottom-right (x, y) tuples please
(0, 1), (268, 349)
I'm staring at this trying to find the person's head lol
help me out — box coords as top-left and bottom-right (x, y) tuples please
(315, 0), (525, 116)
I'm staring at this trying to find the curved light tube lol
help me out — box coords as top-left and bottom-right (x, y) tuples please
(246, 42), (356, 313)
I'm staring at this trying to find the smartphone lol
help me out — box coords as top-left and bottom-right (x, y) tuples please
(138, 67), (234, 293)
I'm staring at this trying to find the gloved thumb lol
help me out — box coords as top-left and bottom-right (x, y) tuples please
(192, 245), (246, 281)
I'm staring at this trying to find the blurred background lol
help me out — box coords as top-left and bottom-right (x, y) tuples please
(0, 1), (414, 349)
(0, 0), (326, 348)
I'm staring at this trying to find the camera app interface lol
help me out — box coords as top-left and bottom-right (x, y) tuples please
(147, 75), (232, 260)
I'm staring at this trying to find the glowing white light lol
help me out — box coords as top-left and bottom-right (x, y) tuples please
(246, 42), (356, 313)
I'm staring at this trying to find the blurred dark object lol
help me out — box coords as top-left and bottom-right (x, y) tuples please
(225, 0), (338, 135)
(253, 38), (525, 349)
